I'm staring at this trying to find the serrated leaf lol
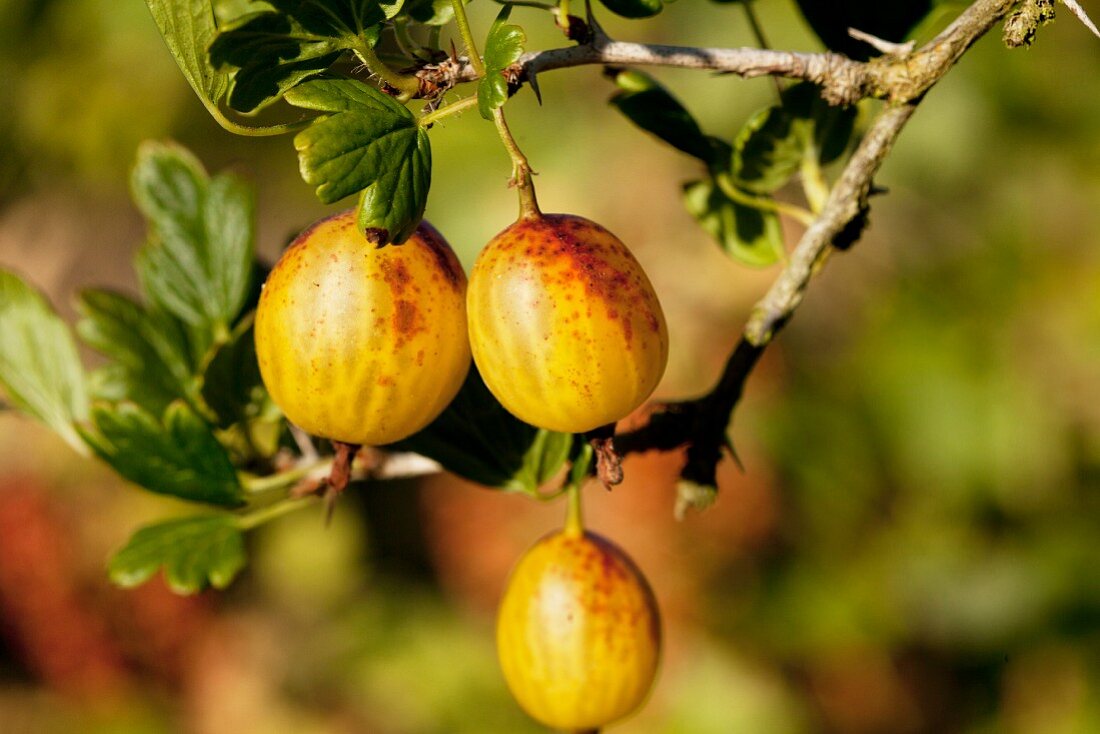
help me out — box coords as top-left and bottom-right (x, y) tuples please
(0, 270), (88, 452)
(599, 0), (664, 19)
(286, 79), (430, 244)
(82, 401), (244, 506)
(208, 0), (390, 112)
(683, 178), (784, 267)
(131, 141), (255, 336)
(608, 69), (720, 165)
(478, 6), (526, 120)
(391, 367), (572, 494)
(144, 0), (231, 116)
(77, 289), (199, 414)
(109, 514), (246, 593)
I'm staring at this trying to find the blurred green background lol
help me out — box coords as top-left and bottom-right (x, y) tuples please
(1, 1), (1099, 732)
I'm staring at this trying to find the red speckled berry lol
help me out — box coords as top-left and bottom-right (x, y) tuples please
(467, 214), (668, 433)
(254, 209), (470, 445)
(496, 528), (661, 731)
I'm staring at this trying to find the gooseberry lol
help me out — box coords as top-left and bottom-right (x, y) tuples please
(254, 209), (470, 446)
(497, 527), (661, 731)
(467, 214), (668, 433)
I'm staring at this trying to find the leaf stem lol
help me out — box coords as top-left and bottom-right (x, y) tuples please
(800, 144), (830, 215)
(241, 458), (332, 494)
(713, 172), (814, 227)
(237, 495), (316, 531)
(202, 99), (310, 137)
(450, 0), (487, 76)
(492, 108), (542, 219)
(352, 37), (421, 99)
(418, 95), (480, 127)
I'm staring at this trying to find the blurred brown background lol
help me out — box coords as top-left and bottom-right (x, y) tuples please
(1, 1), (1099, 732)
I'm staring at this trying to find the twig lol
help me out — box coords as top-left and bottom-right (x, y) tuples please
(614, 0), (1020, 499)
(419, 0), (1016, 106)
(743, 103), (917, 346)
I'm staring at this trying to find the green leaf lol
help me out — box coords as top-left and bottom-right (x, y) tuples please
(0, 270), (88, 452)
(608, 69), (723, 166)
(402, 0), (467, 25)
(478, 6), (526, 120)
(286, 79), (431, 244)
(201, 314), (265, 428)
(391, 368), (573, 495)
(144, 0), (232, 117)
(77, 289), (199, 414)
(732, 105), (805, 194)
(81, 401), (244, 506)
(131, 141), (255, 336)
(109, 514), (246, 593)
(683, 178), (784, 267)
(732, 83), (857, 194)
(599, 0), (664, 19)
(208, 0), (391, 112)
(783, 82), (858, 166)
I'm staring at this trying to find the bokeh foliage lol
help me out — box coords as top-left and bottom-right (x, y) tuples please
(0, 0), (1098, 732)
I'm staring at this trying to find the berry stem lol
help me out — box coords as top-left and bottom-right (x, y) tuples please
(237, 496), (316, 531)
(492, 107), (542, 220)
(447, 0), (542, 218)
(564, 479), (585, 538)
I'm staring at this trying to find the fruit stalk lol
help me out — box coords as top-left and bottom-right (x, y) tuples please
(492, 107), (542, 220)
(564, 479), (584, 538)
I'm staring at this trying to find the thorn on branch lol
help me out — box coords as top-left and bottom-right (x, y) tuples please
(848, 27), (916, 57)
(1061, 0), (1100, 40)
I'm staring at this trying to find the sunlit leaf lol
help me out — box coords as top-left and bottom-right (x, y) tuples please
(109, 514), (246, 593)
(478, 6), (526, 120)
(0, 270), (88, 453)
(131, 141), (254, 336)
(144, 0), (231, 115)
(286, 79), (431, 244)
